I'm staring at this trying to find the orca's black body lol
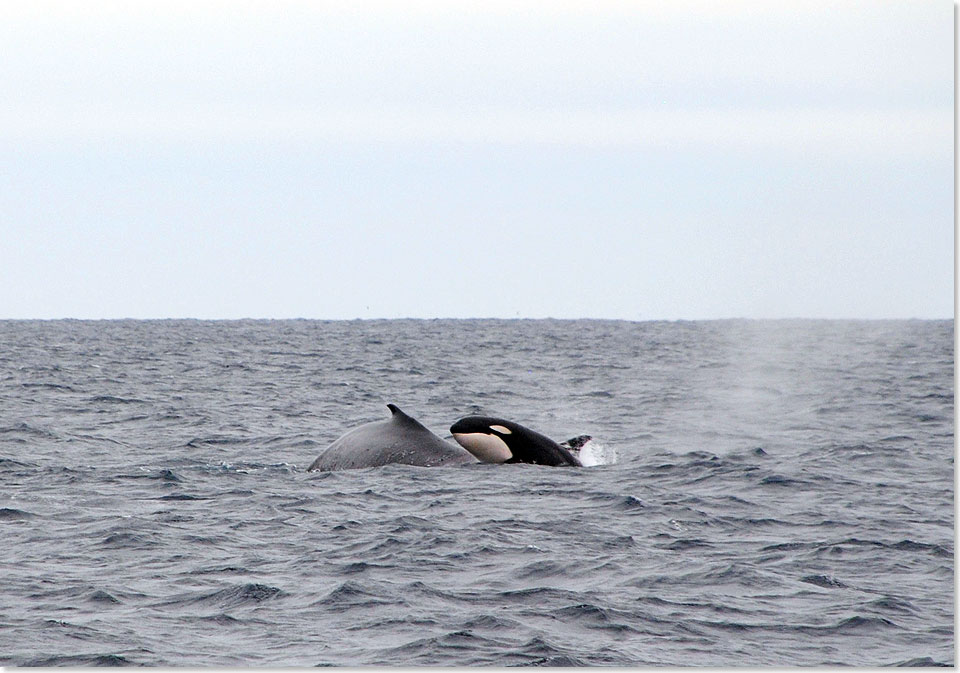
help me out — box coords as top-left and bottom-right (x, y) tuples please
(450, 415), (582, 467)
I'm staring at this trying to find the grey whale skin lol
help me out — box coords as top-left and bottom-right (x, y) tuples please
(307, 404), (477, 471)
(450, 415), (582, 466)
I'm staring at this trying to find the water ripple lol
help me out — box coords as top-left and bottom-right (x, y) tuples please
(0, 318), (952, 667)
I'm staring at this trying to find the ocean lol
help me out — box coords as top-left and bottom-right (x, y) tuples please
(0, 318), (953, 666)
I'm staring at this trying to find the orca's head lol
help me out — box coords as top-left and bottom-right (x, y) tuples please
(449, 415), (521, 463)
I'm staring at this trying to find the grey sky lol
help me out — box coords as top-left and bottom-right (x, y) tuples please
(1, 1), (953, 320)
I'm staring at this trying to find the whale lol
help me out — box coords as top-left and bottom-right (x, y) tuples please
(450, 415), (582, 466)
(307, 404), (477, 472)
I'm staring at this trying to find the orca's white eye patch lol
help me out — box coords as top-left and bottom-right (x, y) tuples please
(452, 432), (513, 463)
(489, 424), (512, 435)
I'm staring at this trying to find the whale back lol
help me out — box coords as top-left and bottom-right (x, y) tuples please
(308, 404), (477, 471)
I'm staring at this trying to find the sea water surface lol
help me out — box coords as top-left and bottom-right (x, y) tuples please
(0, 319), (953, 666)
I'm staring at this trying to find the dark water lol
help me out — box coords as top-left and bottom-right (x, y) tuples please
(0, 319), (953, 666)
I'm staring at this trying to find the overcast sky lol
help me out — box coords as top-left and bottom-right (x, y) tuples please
(1, 0), (953, 320)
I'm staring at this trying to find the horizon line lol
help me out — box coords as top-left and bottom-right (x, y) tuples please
(0, 315), (952, 323)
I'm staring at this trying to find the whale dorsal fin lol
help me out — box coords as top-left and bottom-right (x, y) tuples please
(386, 404), (426, 428)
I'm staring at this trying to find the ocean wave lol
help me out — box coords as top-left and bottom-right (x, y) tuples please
(799, 574), (847, 589)
(313, 581), (392, 608)
(90, 395), (147, 404)
(159, 583), (285, 610)
(0, 507), (37, 520)
(20, 653), (134, 666)
(99, 531), (159, 548)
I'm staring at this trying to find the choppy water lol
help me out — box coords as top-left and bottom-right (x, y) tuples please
(0, 318), (953, 666)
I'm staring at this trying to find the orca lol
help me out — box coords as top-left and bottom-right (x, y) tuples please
(307, 404), (477, 472)
(450, 415), (582, 466)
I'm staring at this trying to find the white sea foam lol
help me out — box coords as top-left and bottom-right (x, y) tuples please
(574, 438), (617, 467)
